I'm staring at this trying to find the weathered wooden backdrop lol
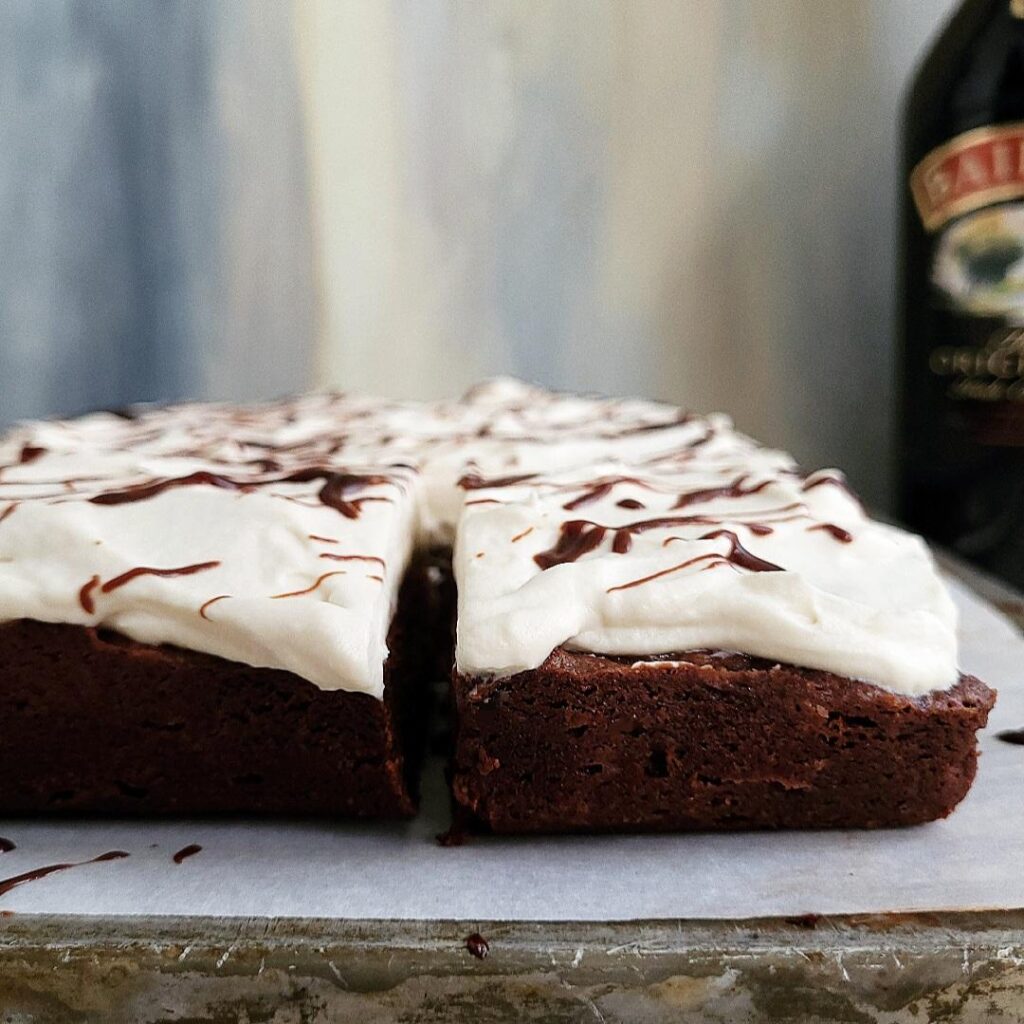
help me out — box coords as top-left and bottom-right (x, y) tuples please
(1, 0), (957, 506)
(0, 0), (314, 421)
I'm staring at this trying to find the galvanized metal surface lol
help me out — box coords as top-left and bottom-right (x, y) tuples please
(0, 557), (1019, 1022)
(934, 551), (1024, 633)
(1, 912), (1024, 1022)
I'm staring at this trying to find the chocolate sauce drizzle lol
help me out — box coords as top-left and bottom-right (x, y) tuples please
(615, 411), (694, 436)
(101, 561), (221, 594)
(700, 530), (784, 572)
(318, 553), (387, 569)
(79, 575), (100, 614)
(89, 470), (250, 505)
(671, 475), (772, 510)
(534, 521), (609, 569)
(19, 445), (45, 465)
(271, 570), (346, 600)
(808, 522), (853, 544)
(996, 728), (1024, 746)
(606, 530), (782, 592)
(0, 850), (128, 899)
(78, 564), (219, 613)
(0, 444), (47, 480)
(801, 474), (850, 495)
(534, 514), (793, 570)
(88, 468), (398, 520)
(561, 477), (655, 511)
(608, 552), (732, 591)
(800, 472), (864, 511)
(488, 472), (779, 517)
(287, 470), (397, 519)
(198, 595), (231, 620)
(460, 472), (537, 491)
(172, 843), (202, 864)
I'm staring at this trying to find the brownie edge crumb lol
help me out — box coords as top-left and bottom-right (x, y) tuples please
(450, 648), (995, 834)
(0, 561), (437, 817)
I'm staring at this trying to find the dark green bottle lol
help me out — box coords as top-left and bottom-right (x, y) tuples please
(899, 0), (1024, 587)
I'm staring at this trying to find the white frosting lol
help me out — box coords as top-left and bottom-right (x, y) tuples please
(0, 401), (418, 698)
(0, 380), (960, 697)
(451, 404), (959, 697)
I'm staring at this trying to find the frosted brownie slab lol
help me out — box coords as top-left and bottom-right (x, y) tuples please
(0, 398), (426, 815)
(0, 380), (995, 823)
(454, 432), (954, 694)
(0, 383), (695, 816)
(448, 392), (995, 833)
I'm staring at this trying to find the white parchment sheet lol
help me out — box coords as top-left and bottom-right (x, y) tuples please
(0, 578), (1020, 921)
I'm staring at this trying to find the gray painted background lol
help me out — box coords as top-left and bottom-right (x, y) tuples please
(0, 0), (960, 507)
(0, 0), (314, 425)
(299, 0), (959, 506)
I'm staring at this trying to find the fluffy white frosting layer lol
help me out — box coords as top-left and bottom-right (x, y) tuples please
(0, 379), (960, 696)
(453, 416), (959, 696)
(0, 402), (418, 697)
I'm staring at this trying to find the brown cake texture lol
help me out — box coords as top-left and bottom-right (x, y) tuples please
(0, 384), (999, 830)
(0, 566), (434, 817)
(450, 648), (996, 834)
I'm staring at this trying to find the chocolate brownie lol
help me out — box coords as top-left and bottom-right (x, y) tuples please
(450, 650), (995, 833)
(0, 562), (433, 817)
(448, 385), (997, 834)
(0, 380), (998, 828)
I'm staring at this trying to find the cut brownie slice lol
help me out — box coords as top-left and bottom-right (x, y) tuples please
(0, 380), (999, 828)
(450, 649), (995, 833)
(0, 562), (433, 817)
(450, 411), (996, 834)
(0, 398), (436, 817)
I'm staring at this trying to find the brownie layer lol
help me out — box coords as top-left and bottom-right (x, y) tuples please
(0, 564), (436, 817)
(450, 649), (996, 833)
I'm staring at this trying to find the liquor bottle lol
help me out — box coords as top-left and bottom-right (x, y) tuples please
(899, 0), (1024, 588)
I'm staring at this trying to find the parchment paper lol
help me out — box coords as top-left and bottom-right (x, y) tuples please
(0, 578), (1020, 921)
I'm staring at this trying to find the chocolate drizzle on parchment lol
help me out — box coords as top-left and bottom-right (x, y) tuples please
(0, 850), (129, 899)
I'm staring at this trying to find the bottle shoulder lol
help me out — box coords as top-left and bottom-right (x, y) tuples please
(906, 0), (1024, 158)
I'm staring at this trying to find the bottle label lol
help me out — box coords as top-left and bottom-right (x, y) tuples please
(910, 125), (1024, 447)
(911, 122), (1024, 231)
